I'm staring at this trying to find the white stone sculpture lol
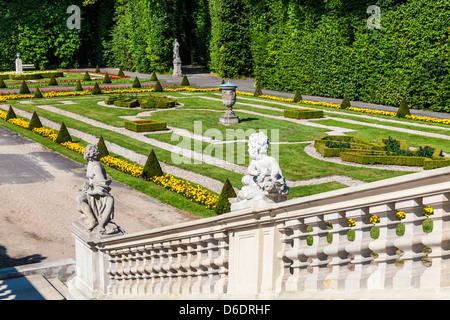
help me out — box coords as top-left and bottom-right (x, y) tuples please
(230, 132), (289, 211)
(172, 38), (182, 77)
(76, 144), (120, 235)
(15, 53), (22, 75)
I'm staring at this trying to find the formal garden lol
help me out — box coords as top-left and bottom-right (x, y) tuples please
(1, 68), (449, 219)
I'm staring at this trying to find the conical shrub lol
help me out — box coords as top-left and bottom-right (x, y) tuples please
(83, 71), (91, 81)
(293, 89), (303, 103)
(214, 179), (237, 215)
(75, 80), (83, 91)
(19, 81), (30, 94)
(181, 75), (190, 86)
(95, 65), (100, 73)
(92, 82), (102, 94)
(141, 149), (163, 180)
(396, 97), (411, 118)
(132, 77), (141, 88)
(5, 106), (17, 121)
(0, 78), (7, 88)
(103, 72), (112, 84)
(340, 94), (351, 109)
(48, 74), (58, 86)
(154, 80), (163, 92)
(55, 122), (72, 144)
(150, 72), (158, 81)
(117, 67), (124, 77)
(28, 111), (43, 130)
(97, 135), (109, 160)
(254, 84), (262, 97)
(33, 87), (43, 98)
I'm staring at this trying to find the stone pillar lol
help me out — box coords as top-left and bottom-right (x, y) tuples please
(67, 221), (122, 300)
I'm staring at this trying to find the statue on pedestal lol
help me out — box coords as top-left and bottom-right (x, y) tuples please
(230, 132), (289, 211)
(76, 144), (120, 235)
(172, 38), (182, 77)
(15, 53), (22, 75)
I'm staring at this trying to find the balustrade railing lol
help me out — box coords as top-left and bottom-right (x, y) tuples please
(68, 167), (450, 299)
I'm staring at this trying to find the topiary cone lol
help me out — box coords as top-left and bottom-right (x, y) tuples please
(118, 67), (124, 77)
(95, 65), (100, 73)
(92, 82), (102, 94)
(103, 72), (112, 84)
(254, 84), (262, 97)
(340, 94), (351, 109)
(33, 87), (43, 98)
(141, 149), (163, 180)
(181, 75), (190, 86)
(75, 80), (83, 91)
(396, 97), (411, 118)
(214, 178), (237, 215)
(0, 78), (7, 88)
(132, 77), (141, 88)
(28, 111), (43, 130)
(150, 72), (158, 81)
(293, 89), (303, 103)
(97, 135), (110, 160)
(19, 81), (30, 94)
(154, 80), (163, 92)
(48, 74), (58, 86)
(5, 105), (17, 121)
(83, 71), (91, 81)
(55, 122), (72, 144)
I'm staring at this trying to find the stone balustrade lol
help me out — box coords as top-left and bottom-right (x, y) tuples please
(67, 167), (450, 299)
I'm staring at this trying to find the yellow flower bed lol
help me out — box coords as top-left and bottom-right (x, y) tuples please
(100, 155), (143, 178)
(0, 110), (7, 120)
(61, 141), (85, 155)
(32, 127), (58, 142)
(152, 173), (218, 209)
(7, 118), (30, 129)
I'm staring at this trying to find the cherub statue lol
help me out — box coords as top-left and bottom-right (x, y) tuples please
(76, 144), (119, 235)
(232, 132), (288, 209)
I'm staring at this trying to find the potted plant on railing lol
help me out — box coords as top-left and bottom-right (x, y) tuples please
(422, 206), (434, 233)
(396, 211), (406, 237)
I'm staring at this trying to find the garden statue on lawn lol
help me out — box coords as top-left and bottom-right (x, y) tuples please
(231, 132), (289, 211)
(76, 144), (120, 235)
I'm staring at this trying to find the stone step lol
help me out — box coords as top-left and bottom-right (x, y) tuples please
(0, 274), (66, 300)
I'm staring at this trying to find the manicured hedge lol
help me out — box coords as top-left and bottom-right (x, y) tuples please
(314, 135), (384, 157)
(423, 159), (450, 170)
(138, 96), (177, 109)
(114, 98), (139, 108)
(284, 109), (323, 120)
(125, 120), (167, 132)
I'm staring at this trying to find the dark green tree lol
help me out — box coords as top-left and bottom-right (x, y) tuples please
(293, 89), (303, 103)
(340, 94), (351, 109)
(141, 149), (163, 180)
(33, 87), (43, 98)
(5, 106), (17, 121)
(396, 97), (411, 118)
(48, 74), (58, 86)
(83, 71), (91, 81)
(254, 84), (262, 97)
(117, 67), (124, 77)
(150, 72), (158, 81)
(103, 72), (112, 84)
(55, 122), (72, 144)
(181, 75), (190, 86)
(0, 78), (7, 88)
(154, 80), (163, 92)
(92, 82), (102, 94)
(19, 81), (30, 94)
(95, 65), (100, 73)
(214, 178), (237, 215)
(75, 80), (83, 91)
(28, 111), (43, 130)
(97, 135), (110, 159)
(132, 77), (141, 88)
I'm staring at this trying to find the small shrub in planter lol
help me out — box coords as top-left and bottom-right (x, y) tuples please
(284, 109), (323, 119)
(125, 120), (167, 132)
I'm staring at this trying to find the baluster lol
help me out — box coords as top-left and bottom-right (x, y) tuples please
(392, 198), (421, 289)
(180, 240), (196, 294)
(284, 219), (308, 292)
(303, 216), (326, 290)
(190, 237), (204, 294)
(366, 203), (394, 290)
(418, 194), (449, 288)
(200, 235), (217, 294)
(322, 212), (345, 291)
(275, 222), (293, 293)
(170, 240), (184, 295)
(106, 249), (119, 296)
(115, 249), (127, 295)
(152, 243), (165, 294)
(161, 242), (175, 294)
(144, 244), (158, 294)
(137, 246), (150, 296)
(213, 232), (229, 294)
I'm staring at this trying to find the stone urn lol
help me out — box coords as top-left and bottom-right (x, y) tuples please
(219, 81), (240, 125)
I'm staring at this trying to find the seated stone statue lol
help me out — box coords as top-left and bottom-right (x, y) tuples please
(231, 132), (289, 211)
(76, 144), (119, 235)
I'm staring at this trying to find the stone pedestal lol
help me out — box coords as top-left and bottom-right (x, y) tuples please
(173, 58), (182, 77)
(15, 58), (22, 74)
(66, 220), (125, 300)
(219, 109), (240, 125)
(230, 193), (287, 211)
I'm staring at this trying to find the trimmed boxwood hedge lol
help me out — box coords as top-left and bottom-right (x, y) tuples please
(314, 135), (384, 157)
(125, 120), (167, 132)
(114, 98), (139, 108)
(139, 96), (177, 109)
(284, 109), (323, 119)
(340, 151), (440, 168)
